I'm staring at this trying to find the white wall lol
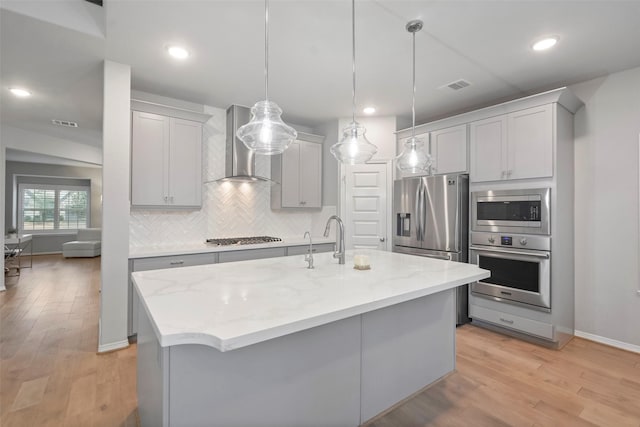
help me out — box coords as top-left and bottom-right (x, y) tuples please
(571, 66), (640, 348)
(99, 60), (131, 352)
(314, 120), (340, 207)
(1, 126), (102, 165)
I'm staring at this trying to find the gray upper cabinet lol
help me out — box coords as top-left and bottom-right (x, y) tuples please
(131, 111), (202, 208)
(430, 124), (468, 175)
(470, 104), (553, 183)
(272, 132), (324, 209)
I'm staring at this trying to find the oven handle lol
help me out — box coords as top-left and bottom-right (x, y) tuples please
(470, 245), (550, 259)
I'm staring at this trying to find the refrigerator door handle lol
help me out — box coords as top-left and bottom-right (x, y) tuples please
(415, 180), (422, 241)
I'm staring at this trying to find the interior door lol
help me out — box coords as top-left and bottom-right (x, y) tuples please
(344, 163), (389, 250)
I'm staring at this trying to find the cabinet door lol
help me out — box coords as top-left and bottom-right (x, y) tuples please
(131, 111), (169, 206)
(469, 115), (507, 182)
(281, 141), (301, 208)
(299, 141), (322, 208)
(169, 118), (202, 207)
(507, 105), (553, 180)
(431, 124), (467, 175)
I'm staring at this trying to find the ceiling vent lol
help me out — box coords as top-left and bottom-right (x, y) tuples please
(52, 119), (78, 128)
(443, 79), (471, 91)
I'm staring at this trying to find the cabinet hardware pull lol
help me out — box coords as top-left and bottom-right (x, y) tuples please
(170, 260), (184, 265)
(499, 317), (514, 324)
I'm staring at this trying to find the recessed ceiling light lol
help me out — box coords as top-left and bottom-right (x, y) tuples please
(166, 45), (190, 60)
(532, 37), (558, 51)
(9, 87), (31, 97)
(363, 107), (376, 114)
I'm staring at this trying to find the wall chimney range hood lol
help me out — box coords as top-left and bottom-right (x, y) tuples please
(219, 105), (269, 182)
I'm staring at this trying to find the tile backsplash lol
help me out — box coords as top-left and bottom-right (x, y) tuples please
(129, 105), (334, 248)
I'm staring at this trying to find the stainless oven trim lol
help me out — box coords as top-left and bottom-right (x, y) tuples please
(469, 245), (549, 259)
(469, 245), (551, 312)
(471, 188), (551, 235)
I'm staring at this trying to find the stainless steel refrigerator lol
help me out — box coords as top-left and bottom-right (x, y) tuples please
(392, 173), (470, 324)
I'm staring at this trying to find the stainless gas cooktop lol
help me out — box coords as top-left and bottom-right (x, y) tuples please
(205, 236), (282, 246)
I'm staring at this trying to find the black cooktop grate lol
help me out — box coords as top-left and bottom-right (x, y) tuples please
(205, 236), (282, 246)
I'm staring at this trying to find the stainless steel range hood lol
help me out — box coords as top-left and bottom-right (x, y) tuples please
(220, 105), (269, 182)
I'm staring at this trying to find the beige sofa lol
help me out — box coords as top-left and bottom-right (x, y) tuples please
(62, 228), (101, 258)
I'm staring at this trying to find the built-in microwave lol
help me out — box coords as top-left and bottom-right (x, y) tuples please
(471, 188), (551, 235)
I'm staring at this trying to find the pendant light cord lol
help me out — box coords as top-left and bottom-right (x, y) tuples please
(351, 0), (356, 124)
(265, 0), (269, 101)
(411, 30), (416, 140)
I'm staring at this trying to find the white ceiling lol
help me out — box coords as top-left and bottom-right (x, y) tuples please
(2, 0), (640, 153)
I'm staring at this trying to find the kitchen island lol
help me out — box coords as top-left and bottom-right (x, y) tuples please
(133, 250), (489, 427)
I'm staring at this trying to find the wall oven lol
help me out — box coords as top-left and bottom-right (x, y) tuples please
(470, 233), (551, 311)
(470, 188), (552, 312)
(471, 188), (550, 235)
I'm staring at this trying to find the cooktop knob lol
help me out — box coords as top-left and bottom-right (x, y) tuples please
(520, 238), (528, 246)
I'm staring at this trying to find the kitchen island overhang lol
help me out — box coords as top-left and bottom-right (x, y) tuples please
(133, 250), (489, 427)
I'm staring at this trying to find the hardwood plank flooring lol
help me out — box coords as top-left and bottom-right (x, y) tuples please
(1, 255), (137, 427)
(367, 326), (640, 427)
(2, 254), (639, 426)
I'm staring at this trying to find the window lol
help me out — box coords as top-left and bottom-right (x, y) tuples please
(18, 183), (90, 232)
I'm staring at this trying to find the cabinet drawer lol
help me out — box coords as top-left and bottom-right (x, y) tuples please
(287, 243), (335, 256)
(132, 253), (216, 271)
(218, 247), (286, 263)
(469, 304), (554, 340)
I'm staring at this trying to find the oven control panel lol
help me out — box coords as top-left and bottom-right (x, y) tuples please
(500, 236), (512, 246)
(471, 231), (551, 252)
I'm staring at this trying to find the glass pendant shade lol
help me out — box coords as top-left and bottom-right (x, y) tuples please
(237, 100), (297, 155)
(396, 136), (432, 173)
(395, 19), (431, 174)
(330, 121), (377, 165)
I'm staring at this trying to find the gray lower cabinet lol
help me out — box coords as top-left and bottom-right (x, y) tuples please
(286, 243), (335, 256)
(218, 247), (286, 263)
(129, 243), (335, 336)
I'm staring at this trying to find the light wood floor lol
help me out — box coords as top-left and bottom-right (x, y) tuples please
(2, 255), (639, 427)
(1, 255), (137, 427)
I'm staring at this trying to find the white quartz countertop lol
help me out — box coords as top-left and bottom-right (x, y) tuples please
(132, 250), (490, 352)
(129, 236), (335, 258)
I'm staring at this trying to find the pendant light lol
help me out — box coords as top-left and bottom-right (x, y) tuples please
(237, 0), (297, 155)
(396, 20), (432, 174)
(330, 0), (377, 165)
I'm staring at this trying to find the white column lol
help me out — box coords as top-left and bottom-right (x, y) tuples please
(99, 60), (131, 352)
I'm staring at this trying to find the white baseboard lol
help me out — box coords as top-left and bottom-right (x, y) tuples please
(575, 330), (640, 354)
(98, 339), (130, 353)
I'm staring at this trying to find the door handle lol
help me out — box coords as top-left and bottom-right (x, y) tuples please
(379, 237), (386, 242)
(470, 245), (550, 259)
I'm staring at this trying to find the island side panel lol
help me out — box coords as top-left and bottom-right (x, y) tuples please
(168, 316), (362, 427)
(137, 297), (170, 427)
(360, 289), (456, 423)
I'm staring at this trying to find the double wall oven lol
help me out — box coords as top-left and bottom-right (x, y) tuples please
(469, 188), (552, 312)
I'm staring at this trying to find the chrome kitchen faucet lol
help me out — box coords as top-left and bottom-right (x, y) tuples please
(303, 231), (314, 269)
(323, 215), (345, 265)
